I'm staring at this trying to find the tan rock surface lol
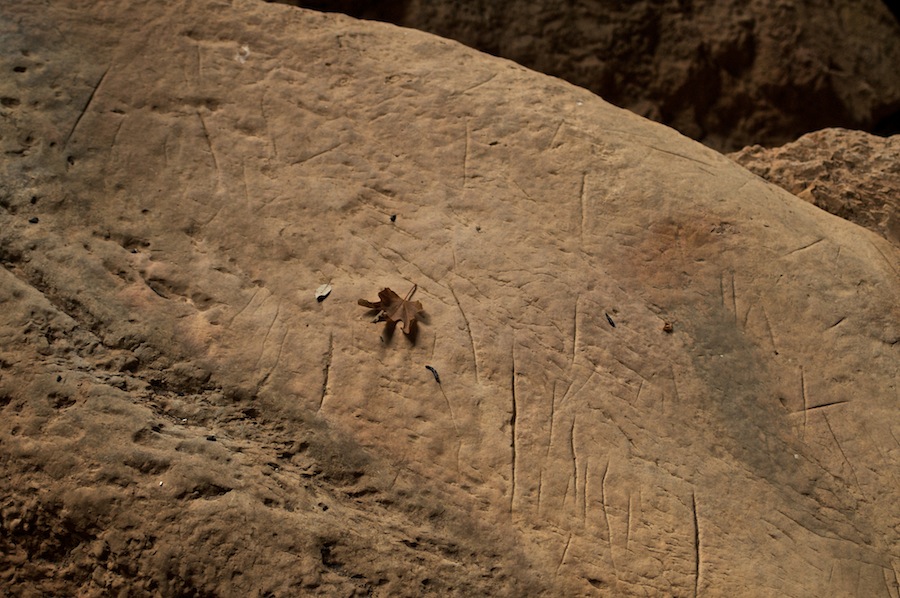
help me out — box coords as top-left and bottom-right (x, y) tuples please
(730, 128), (900, 247)
(1, 1), (898, 596)
(289, 0), (900, 151)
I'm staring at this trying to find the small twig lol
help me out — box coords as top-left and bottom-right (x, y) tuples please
(404, 284), (417, 302)
(425, 365), (441, 384)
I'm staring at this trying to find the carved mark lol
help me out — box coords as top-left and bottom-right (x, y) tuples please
(827, 316), (846, 330)
(625, 492), (633, 551)
(547, 381), (558, 458)
(804, 399), (849, 412)
(868, 239), (900, 279)
(556, 533), (573, 575)
(254, 305), (281, 370)
(318, 333), (333, 412)
(600, 459), (612, 548)
(449, 284), (479, 383)
(822, 412), (864, 496)
(692, 491), (701, 597)
(800, 366), (808, 435)
(579, 173), (587, 246)
(786, 238), (824, 256)
(548, 119), (565, 150)
(537, 468), (544, 513)
(720, 270), (737, 322)
(439, 383), (461, 472)
(197, 110), (220, 180)
(648, 144), (714, 169)
(259, 327), (288, 391)
(731, 272), (737, 325)
(570, 416), (578, 514)
(463, 117), (470, 188)
(761, 304), (780, 354)
(65, 66), (110, 148)
(291, 142), (343, 166)
(572, 296), (580, 364)
(510, 339), (518, 515)
(582, 456), (589, 523)
(458, 73), (497, 95)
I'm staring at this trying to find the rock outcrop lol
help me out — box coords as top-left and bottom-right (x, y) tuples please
(287, 0), (900, 151)
(1, 1), (898, 596)
(731, 128), (900, 247)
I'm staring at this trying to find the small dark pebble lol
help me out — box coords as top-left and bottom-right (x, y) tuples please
(28, 217), (39, 224)
(390, 214), (396, 222)
(206, 435), (217, 441)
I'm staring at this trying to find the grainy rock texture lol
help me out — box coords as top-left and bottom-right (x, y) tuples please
(730, 129), (900, 247)
(288, 0), (900, 151)
(1, 1), (899, 596)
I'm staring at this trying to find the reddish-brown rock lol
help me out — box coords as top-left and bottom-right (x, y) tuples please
(1, 1), (898, 596)
(730, 128), (900, 247)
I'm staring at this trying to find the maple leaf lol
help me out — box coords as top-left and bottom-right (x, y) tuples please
(358, 284), (423, 334)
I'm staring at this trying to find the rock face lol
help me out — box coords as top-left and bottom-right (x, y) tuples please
(285, 0), (900, 151)
(1, 1), (899, 596)
(730, 129), (900, 247)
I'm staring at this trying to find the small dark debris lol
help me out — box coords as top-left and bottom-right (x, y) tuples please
(425, 365), (441, 383)
(663, 322), (674, 333)
(390, 214), (396, 222)
(605, 312), (616, 327)
(206, 435), (217, 441)
(56, 375), (62, 382)
(475, 225), (482, 232)
(30, 196), (37, 204)
(28, 217), (39, 224)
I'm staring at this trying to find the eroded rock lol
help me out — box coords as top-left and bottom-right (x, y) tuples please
(730, 128), (900, 247)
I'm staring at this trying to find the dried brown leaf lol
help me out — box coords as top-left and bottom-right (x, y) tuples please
(358, 285), (423, 333)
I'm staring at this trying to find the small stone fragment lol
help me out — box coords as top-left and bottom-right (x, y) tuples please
(315, 283), (332, 302)
(663, 322), (674, 333)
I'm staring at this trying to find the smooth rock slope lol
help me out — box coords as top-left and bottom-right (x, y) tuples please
(1, 1), (898, 596)
(288, 0), (900, 151)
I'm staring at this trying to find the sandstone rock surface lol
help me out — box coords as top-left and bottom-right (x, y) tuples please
(731, 128), (900, 247)
(1, 1), (899, 596)
(288, 0), (900, 151)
